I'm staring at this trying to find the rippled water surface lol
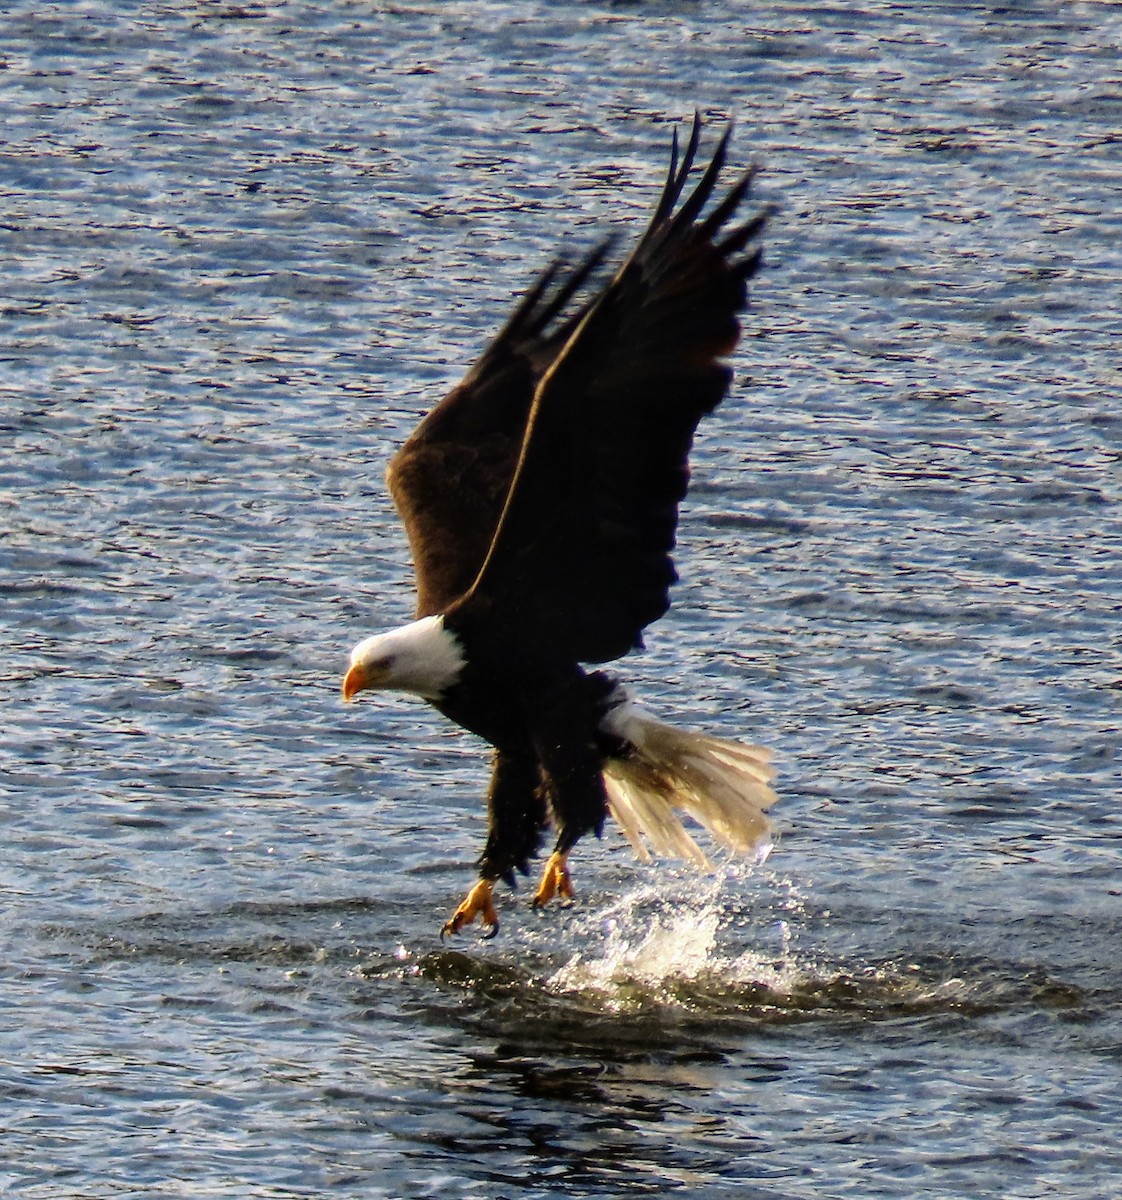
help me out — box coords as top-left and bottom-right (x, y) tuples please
(2, 3), (1121, 1197)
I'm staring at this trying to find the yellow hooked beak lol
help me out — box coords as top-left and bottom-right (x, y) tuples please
(341, 662), (370, 703)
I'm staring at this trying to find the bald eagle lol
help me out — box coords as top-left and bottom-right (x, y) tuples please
(343, 116), (777, 938)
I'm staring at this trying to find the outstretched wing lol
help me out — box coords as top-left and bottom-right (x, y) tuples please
(450, 116), (766, 664)
(387, 240), (615, 617)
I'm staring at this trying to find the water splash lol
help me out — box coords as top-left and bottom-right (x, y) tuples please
(547, 868), (807, 1012)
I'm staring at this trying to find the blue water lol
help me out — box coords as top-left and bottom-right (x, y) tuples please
(2, 3), (1120, 1197)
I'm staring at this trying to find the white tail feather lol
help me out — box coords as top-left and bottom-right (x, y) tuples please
(601, 695), (778, 870)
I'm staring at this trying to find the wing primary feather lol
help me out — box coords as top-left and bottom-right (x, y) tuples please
(698, 165), (759, 239)
(731, 244), (764, 283)
(532, 236), (618, 331)
(489, 257), (567, 346)
(679, 110), (703, 187)
(649, 126), (682, 227)
(666, 122), (732, 232)
(486, 237), (617, 356)
(718, 212), (770, 260)
(650, 111), (702, 227)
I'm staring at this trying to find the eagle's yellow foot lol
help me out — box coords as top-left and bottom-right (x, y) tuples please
(441, 879), (499, 940)
(532, 851), (574, 910)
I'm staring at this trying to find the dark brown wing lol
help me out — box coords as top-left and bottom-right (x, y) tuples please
(387, 241), (614, 617)
(449, 116), (766, 663)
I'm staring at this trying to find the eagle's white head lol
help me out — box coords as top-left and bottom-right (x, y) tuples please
(342, 615), (465, 703)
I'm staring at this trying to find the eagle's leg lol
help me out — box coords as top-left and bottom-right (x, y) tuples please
(442, 878), (500, 940)
(530, 694), (609, 913)
(531, 850), (574, 909)
(442, 750), (546, 939)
